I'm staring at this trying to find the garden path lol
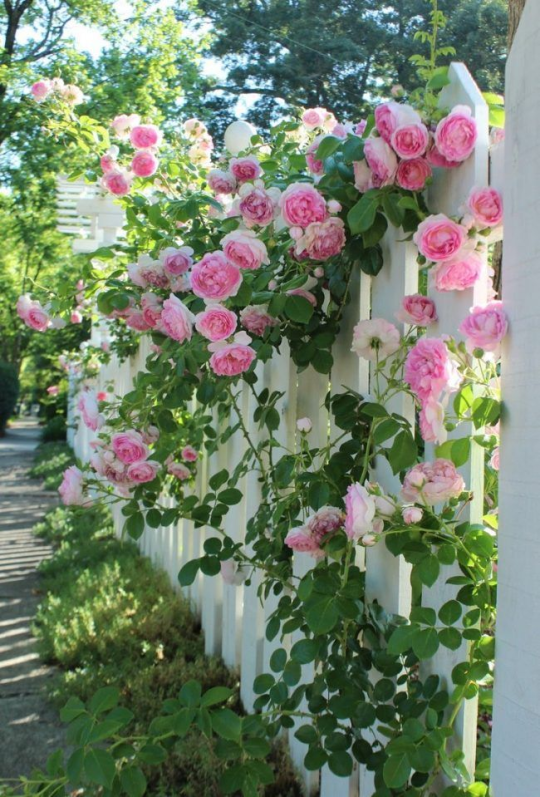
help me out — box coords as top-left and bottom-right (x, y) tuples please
(0, 421), (66, 780)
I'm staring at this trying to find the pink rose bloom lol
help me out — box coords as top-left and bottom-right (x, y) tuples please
(183, 118), (207, 137)
(391, 122), (429, 160)
(285, 526), (323, 557)
(168, 461), (191, 481)
(418, 398), (447, 444)
(458, 300), (508, 354)
(112, 430), (149, 464)
(296, 417), (312, 433)
(208, 169), (237, 194)
(220, 559), (246, 586)
(127, 460), (160, 483)
(131, 150), (159, 177)
(432, 252), (484, 292)
(208, 336), (256, 377)
(230, 156), (262, 182)
(97, 392), (107, 402)
(490, 447), (500, 471)
(61, 84), (84, 105)
(47, 386), (60, 396)
(239, 186), (278, 227)
(141, 293), (163, 328)
(221, 229), (269, 270)
(402, 506), (423, 525)
(181, 445), (198, 462)
(142, 425), (160, 445)
(58, 466), (88, 506)
(287, 288), (317, 306)
(402, 459), (465, 505)
(280, 183), (327, 228)
(191, 252), (242, 301)
(364, 137), (398, 187)
(195, 305), (237, 341)
(353, 159), (373, 192)
(302, 107), (328, 130)
(307, 506), (344, 544)
(160, 294), (194, 342)
(102, 168), (132, 197)
(77, 390), (101, 431)
(374, 101), (420, 143)
(404, 338), (461, 403)
(240, 304), (277, 336)
(435, 105), (478, 163)
(426, 142), (461, 169)
(297, 217), (346, 261)
(70, 310), (82, 324)
(130, 124), (162, 149)
(100, 152), (117, 173)
(396, 158), (432, 191)
(467, 187), (503, 229)
(16, 295), (50, 332)
(31, 80), (51, 101)
(344, 483), (376, 540)
(159, 246), (194, 276)
(125, 310), (151, 331)
(127, 256), (168, 289)
(413, 214), (467, 262)
(306, 137), (325, 175)
(355, 120), (367, 136)
(351, 318), (400, 361)
(111, 113), (141, 139)
(395, 294), (437, 326)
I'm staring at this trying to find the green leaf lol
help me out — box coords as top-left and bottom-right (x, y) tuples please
(347, 190), (381, 234)
(218, 488), (243, 505)
(328, 751), (353, 777)
(315, 136), (343, 161)
(178, 559), (200, 586)
(179, 680), (202, 708)
(417, 554), (440, 587)
(172, 708), (196, 736)
(412, 628), (440, 660)
(209, 469), (229, 491)
(439, 600), (462, 626)
(306, 596), (339, 634)
(125, 512), (145, 540)
(439, 628), (462, 650)
(285, 294), (314, 324)
(84, 748), (116, 789)
(383, 753), (411, 788)
(243, 737), (271, 758)
(304, 747), (328, 770)
(489, 107), (505, 128)
(67, 748), (84, 785)
(382, 192), (405, 228)
(427, 67), (451, 89)
(201, 687), (234, 708)
(211, 708), (243, 741)
(270, 648), (287, 672)
(60, 696), (85, 724)
(120, 767), (147, 797)
(388, 430), (417, 474)
(387, 624), (418, 655)
(290, 638), (318, 664)
(253, 673), (275, 694)
(89, 686), (119, 716)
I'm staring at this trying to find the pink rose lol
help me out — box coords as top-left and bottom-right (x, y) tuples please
(402, 506), (423, 525)
(221, 229), (269, 270)
(306, 138), (324, 175)
(426, 142), (461, 169)
(418, 398), (447, 444)
(285, 526), (324, 557)
(141, 293), (163, 328)
(127, 460), (160, 483)
(181, 445), (198, 462)
(230, 156), (262, 182)
(344, 483), (376, 540)
(168, 462), (191, 481)
(102, 168), (132, 197)
(77, 390), (101, 431)
(58, 466), (88, 506)
(130, 124), (162, 149)
(160, 294), (194, 342)
(112, 430), (149, 464)
(391, 122), (429, 159)
(297, 217), (346, 261)
(131, 150), (159, 177)
(16, 294), (50, 332)
(351, 318), (400, 361)
(353, 159), (373, 192)
(111, 113), (140, 139)
(240, 304), (277, 336)
(405, 338), (461, 403)
(307, 506), (344, 544)
(458, 300), (508, 355)
(191, 252), (242, 301)
(70, 310), (82, 324)
(467, 187), (503, 229)
(31, 80), (51, 101)
(159, 246), (193, 276)
(239, 186), (278, 227)
(61, 84), (84, 106)
(208, 336), (256, 376)
(413, 214), (467, 262)
(435, 105), (477, 163)
(100, 152), (117, 173)
(490, 447), (500, 471)
(355, 120), (367, 136)
(125, 310), (151, 331)
(287, 288), (317, 306)
(208, 169), (237, 194)
(396, 294), (437, 326)
(402, 460), (465, 505)
(280, 183), (327, 228)
(195, 305), (237, 341)
(396, 158), (432, 191)
(431, 252), (484, 292)
(47, 386), (60, 396)
(364, 138), (398, 187)
(302, 107), (328, 130)
(374, 101), (420, 144)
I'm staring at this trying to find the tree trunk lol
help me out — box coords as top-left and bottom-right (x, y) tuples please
(508, 0), (527, 49)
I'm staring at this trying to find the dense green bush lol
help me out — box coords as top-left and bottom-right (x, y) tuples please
(0, 361), (19, 435)
(33, 504), (301, 796)
(28, 441), (74, 489)
(41, 414), (67, 442)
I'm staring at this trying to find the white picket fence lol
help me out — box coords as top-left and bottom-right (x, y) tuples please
(70, 64), (501, 795)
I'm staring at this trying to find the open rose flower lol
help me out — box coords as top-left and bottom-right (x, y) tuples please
(458, 300), (508, 355)
(352, 318), (400, 361)
(181, 446), (198, 462)
(239, 186), (279, 227)
(419, 398), (447, 444)
(426, 142), (461, 169)
(208, 169), (237, 194)
(285, 526), (324, 557)
(435, 105), (477, 163)
(159, 246), (193, 276)
(374, 101), (421, 144)
(395, 295), (437, 326)
(221, 229), (269, 270)
(195, 305), (237, 341)
(112, 430), (149, 464)
(466, 187), (503, 229)
(141, 293), (163, 328)
(130, 123), (162, 149)
(58, 466), (89, 506)
(396, 158), (432, 191)
(131, 150), (159, 177)
(77, 390), (102, 431)
(230, 156), (262, 182)
(296, 217), (346, 261)
(31, 80), (51, 101)
(404, 338), (461, 403)
(413, 214), (467, 262)
(16, 295), (50, 332)
(280, 183), (327, 227)
(127, 460), (160, 483)
(364, 138), (398, 186)
(208, 333), (256, 376)
(391, 122), (429, 159)
(168, 461), (191, 480)
(431, 251), (484, 292)
(191, 252), (242, 301)
(302, 107), (328, 130)
(160, 294), (194, 342)
(344, 483), (377, 540)
(240, 304), (277, 336)
(306, 137), (325, 175)
(102, 168), (132, 197)
(111, 113), (140, 139)
(402, 459), (465, 505)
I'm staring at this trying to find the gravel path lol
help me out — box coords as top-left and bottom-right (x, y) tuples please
(0, 421), (66, 781)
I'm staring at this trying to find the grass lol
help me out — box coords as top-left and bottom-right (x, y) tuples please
(28, 441), (74, 490)
(33, 501), (302, 796)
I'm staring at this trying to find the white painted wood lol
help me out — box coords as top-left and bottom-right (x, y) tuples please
(491, 4), (540, 792)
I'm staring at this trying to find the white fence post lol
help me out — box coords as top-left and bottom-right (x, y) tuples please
(491, 4), (540, 792)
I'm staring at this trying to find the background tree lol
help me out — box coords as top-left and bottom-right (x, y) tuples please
(508, 0), (527, 48)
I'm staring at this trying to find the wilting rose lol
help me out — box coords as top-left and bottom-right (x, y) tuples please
(168, 461), (191, 481)
(364, 138), (398, 187)
(419, 398), (447, 444)
(58, 466), (89, 506)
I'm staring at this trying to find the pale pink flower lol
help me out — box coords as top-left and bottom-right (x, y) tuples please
(351, 318), (400, 361)
(431, 251), (484, 292)
(402, 459), (465, 505)
(374, 101), (420, 144)
(435, 105), (478, 162)
(112, 430), (149, 464)
(364, 138), (398, 187)
(77, 390), (101, 431)
(142, 426), (160, 445)
(230, 156), (262, 182)
(100, 149), (118, 173)
(31, 80), (51, 101)
(160, 294), (194, 342)
(297, 217), (345, 261)
(102, 168), (132, 197)
(302, 107), (328, 130)
(196, 305), (237, 341)
(344, 483), (377, 540)
(458, 300), (508, 355)
(47, 386), (59, 396)
(240, 304), (277, 336)
(355, 120), (367, 136)
(306, 137), (324, 175)
(111, 113), (141, 139)
(426, 142), (461, 169)
(395, 295), (437, 326)
(490, 447), (500, 471)
(353, 159), (373, 192)
(307, 506), (344, 544)
(221, 229), (269, 270)
(220, 560), (246, 585)
(280, 183), (327, 228)
(127, 460), (160, 483)
(131, 150), (159, 177)
(16, 295), (50, 332)
(404, 338), (461, 403)
(183, 118), (207, 137)
(208, 169), (237, 194)
(159, 246), (193, 276)
(61, 84), (84, 105)
(239, 186), (278, 227)
(396, 158), (432, 191)
(402, 506), (423, 525)
(296, 417), (312, 433)
(191, 252), (242, 301)
(287, 288), (317, 306)
(125, 310), (151, 331)
(168, 461), (191, 481)
(413, 214), (467, 262)
(467, 187), (503, 229)
(141, 293), (163, 328)
(419, 398), (447, 444)
(285, 526), (323, 557)
(130, 124), (162, 149)
(181, 445), (198, 462)
(391, 122), (429, 159)
(208, 335), (256, 376)
(58, 466), (88, 506)
(70, 310), (82, 324)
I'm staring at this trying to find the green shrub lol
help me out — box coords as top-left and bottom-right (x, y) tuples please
(0, 361), (19, 434)
(41, 415), (67, 443)
(29, 441), (74, 489)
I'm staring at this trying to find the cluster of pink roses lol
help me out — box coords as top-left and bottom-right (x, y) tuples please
(100, 115), (163, 196)
(31, 77), (84, 106)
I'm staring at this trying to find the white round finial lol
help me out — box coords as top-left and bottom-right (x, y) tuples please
(224, 120), (257, 155)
